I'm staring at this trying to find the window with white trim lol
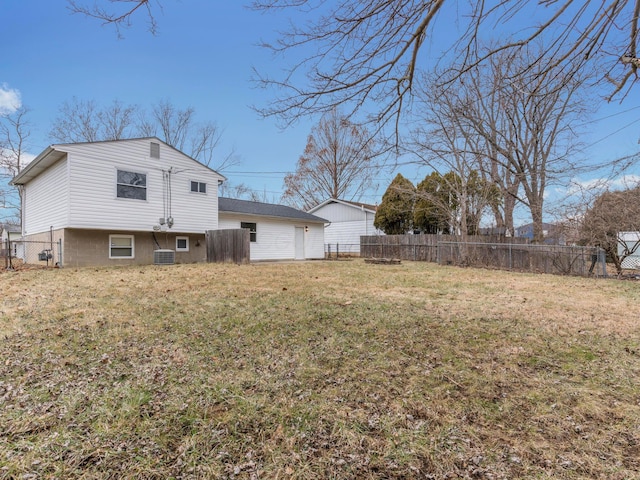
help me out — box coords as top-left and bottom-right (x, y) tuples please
(117, 170), (147, 200)
(176, 236), (189, 252)
(190, 181), (207, 194)
(109, 235), (134, 259)
(241, 222), (257, 242)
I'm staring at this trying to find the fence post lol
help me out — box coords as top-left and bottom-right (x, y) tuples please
(337, 243), (340, 258)
(509, 243), (512, 270)
(7, 238), (13, 270)
(58, 238), (63, 267)
(327, 244), (331, 259)
(600, 248), (607, 278)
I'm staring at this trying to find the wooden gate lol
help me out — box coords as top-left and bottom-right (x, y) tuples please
(205, 229), (250, 264)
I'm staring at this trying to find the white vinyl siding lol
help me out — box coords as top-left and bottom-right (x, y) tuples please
(23, 157), (69, 235)
(219, 214), (324, 261)
(310, 202), (382, 254)
(60, 139), (222, 232)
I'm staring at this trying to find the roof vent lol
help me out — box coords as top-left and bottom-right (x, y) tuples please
(154, 249), (175, 265)
(150, 142), (160, 159)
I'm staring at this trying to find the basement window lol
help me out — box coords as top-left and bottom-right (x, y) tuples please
(109, 234), (135, 259)
(176, 236), (189, 252)
(241, 222), (257, 242)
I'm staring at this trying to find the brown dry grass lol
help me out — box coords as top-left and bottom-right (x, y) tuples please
(1, 260), (639, 479)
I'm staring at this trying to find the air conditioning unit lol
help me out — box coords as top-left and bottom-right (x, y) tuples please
(154, 249), (175, 265)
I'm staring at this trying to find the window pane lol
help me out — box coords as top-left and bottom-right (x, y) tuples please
(177, 238), (187, 249)
(111, 237), (132, 247)
(191, 181), (199, 192)
(111, 247), (133, 257)
(118, 170), (146, 187)
(199, 183), (206, 193)
(117, 184), (147, 200)
(241, 222), (257, 242)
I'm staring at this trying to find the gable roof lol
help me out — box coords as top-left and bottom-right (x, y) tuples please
(10, 137), (226, 186)
(307, 198), (378, 214)
(218, 197), (328, 223)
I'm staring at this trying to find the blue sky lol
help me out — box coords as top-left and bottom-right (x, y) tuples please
(2, 1), (640, 225)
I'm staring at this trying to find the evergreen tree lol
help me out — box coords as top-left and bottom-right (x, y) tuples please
(374, 174), (415, 234)
(414, 172), (453, 234)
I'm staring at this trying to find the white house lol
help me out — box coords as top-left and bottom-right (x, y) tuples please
(0, 224), (23, 260)
(619, 231), (640, 269)
(11, 138), (225, 267)
(218, 197), (327, 261)
(307, 198), (383, 255)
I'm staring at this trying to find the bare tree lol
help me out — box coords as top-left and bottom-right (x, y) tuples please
(49, 98), (236, 172)
(580, 186), (640, 275)
(1, 106), (31, 221)
(50, 98), (137, 142)
(251, 1), (640, 134)
(420, 48), (590, 243)
(282, 109), (379, 210)
(68, 0), (160, 36)
(68, 1), (640, 133)
(69, 1), (640, 135)
(409, 95), (499, 242)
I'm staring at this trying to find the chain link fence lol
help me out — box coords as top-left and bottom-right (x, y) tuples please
(2, 239), (63, 270)
(325, 243), (361, 258)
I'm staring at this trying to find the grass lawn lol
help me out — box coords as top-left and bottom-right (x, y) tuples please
(1, 260), (639, 479)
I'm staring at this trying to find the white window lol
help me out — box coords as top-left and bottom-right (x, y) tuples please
(176, 236), (189, 252)
(190, 181), (207, 194)
(109, 235), (134, 259)
(241, 222), (257, 242)
(117, 170), (147, 200)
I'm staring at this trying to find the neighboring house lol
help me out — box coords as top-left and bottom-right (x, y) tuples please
(218, 197), (327, 261)
(619, 231), (640, 269)
(11, 138), (225, 267)
(514, 222), (565, 245)
(307, 198), (383, 255)
(0, 224), (23, 260)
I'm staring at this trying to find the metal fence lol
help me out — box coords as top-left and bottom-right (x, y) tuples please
(325, 243), (361, 258)
(2, 239), (63, 269)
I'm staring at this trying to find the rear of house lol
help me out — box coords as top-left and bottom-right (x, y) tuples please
(11, 138), (224, 267)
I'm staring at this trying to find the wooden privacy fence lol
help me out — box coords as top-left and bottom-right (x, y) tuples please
(205, 229), (250, 264)
(361, 234), (606, 277)
(361, 234), (527, 262)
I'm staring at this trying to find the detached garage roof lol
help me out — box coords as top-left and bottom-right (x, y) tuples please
(218, 197), (328, 223)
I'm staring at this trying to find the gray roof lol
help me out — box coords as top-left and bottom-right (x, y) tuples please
(218, 197), (328, 223)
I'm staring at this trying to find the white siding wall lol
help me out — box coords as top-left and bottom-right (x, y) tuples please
(23, 158), (69, 235)
(314, 203), (382, 253)
(219, 214), (324, 260)
(62, 139), (221, 232)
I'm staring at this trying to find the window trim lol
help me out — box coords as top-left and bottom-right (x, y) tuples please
(116, 169), (148, 201)
(109, 234), (135, 259)
(176, 236), (189, 252)
(190, 180), (207, 194)
(241, 222), (257, 243)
